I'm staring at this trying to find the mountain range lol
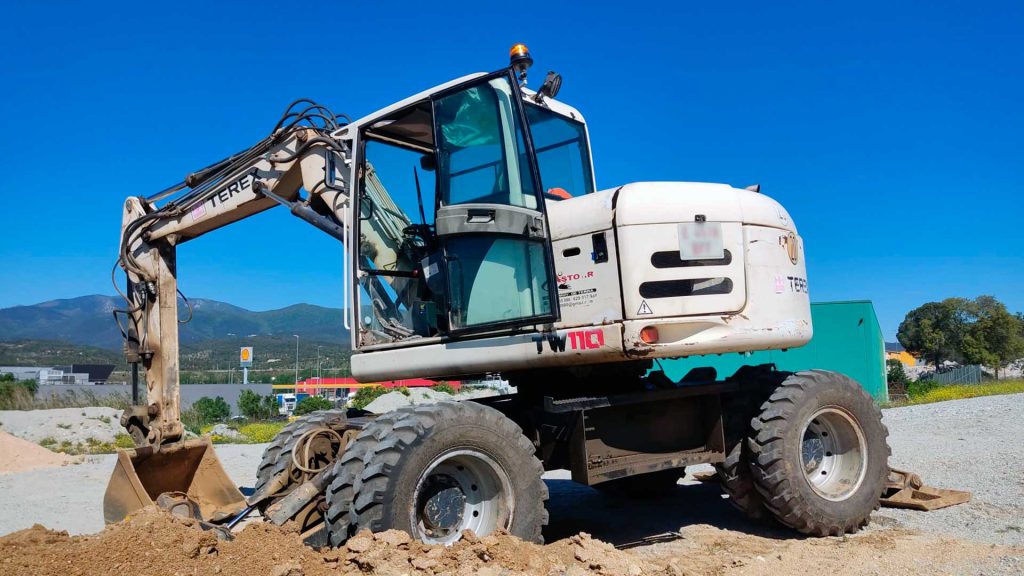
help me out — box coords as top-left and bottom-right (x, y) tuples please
(0, 295), (349, 351)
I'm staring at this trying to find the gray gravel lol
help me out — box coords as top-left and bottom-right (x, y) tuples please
(869, 393), (1024, 546)
(363, 387), (499, 413)
(0, 407), (124, 444)
(364, 388), (453, 413)
(0, 393), (1020, 550)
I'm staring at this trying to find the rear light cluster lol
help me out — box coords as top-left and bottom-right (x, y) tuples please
(639, 326), (659, 344)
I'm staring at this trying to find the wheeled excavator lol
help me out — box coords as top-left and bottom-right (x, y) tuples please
(105, 45), (898, 546)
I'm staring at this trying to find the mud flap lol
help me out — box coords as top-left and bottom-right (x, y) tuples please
(103, 438), (247, 525)
(880, 468), (971, 511)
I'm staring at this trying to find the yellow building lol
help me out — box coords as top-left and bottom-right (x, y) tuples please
(886, 350), (916, 367)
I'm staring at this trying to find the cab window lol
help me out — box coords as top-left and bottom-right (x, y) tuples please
(524, 104), (594, 200)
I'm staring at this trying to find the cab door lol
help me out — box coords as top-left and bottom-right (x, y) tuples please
(431, 71), (560, 334)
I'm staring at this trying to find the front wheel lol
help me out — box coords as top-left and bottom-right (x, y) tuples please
(748, 370), (890, 536)
(326, 401), (548, 546)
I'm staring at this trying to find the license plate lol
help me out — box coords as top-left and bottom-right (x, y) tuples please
(678, 222), (724, 260)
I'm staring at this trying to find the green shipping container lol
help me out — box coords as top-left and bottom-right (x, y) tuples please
(658, 301), (887, 401)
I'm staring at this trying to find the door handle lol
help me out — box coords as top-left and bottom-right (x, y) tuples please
(466, 209), (495, 224)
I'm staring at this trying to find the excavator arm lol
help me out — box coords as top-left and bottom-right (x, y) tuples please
(115, 100), (412, 448)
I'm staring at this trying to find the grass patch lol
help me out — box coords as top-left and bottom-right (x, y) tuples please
(237, 421), (287, 443)
(200, 420), (287, 444)
(888, 379), (1024, 407)
(37, 432), (138, 455)
(431, 382), (456, 395)
(114, 433), (135, 449)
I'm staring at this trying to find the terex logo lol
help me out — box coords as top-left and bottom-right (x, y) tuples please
(531, 329), (605, 354)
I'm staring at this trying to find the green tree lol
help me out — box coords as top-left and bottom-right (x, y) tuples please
(960, 296), (1024, 378)
(897, 299), (971, 368)
(192, 396), (231, 424)
(293, 395), (334, 415)
(237, 389), (279, 420)
(350, 385), (388, 410)
(886, 358), (910, 388)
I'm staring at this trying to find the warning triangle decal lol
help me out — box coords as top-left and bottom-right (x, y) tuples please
(637, 300), (653, 315)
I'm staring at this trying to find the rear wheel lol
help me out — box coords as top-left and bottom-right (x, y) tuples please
(715, 393), (771, 520)
(748, 370), (889, 536)
(715, 442), (769, 520)
(326, 401), (547, 546)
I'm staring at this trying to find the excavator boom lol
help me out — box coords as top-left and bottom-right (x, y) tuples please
(106, 101), (372, 524)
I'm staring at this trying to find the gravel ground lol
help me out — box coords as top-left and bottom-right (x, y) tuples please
(869, 393), (1024, 546)
(0, 393), (1020, 553)
(0, 444), (266, 536)
(0, 407), (124, 444)
(363, 388), (500, 413)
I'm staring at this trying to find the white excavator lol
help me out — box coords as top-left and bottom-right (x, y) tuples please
(105, 45), (893, 546)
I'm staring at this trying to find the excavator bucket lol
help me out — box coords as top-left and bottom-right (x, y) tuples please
(103, 438), (247, 525)
(880, 468), (971, 511)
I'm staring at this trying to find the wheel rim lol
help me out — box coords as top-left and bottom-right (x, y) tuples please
(410, 448), (514, 544)
(800, 407), (868, 501)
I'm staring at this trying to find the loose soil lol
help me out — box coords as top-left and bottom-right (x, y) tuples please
(1, 507), (1019, 576)
(0, 431), (77, 475)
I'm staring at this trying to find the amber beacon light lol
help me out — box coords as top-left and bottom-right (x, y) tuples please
(509, 43), (533, 82)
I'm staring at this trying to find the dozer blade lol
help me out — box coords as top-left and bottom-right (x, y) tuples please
(880, 468), (971, 511)
(103, 438), (247, 525)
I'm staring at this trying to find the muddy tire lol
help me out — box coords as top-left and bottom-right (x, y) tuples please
(254, 409), (349, 498)
(254, 409), (351, 547)
(715, 442), (769, 520)
(748, 370), (890, 536)
(715, 393), (770, 520)
(594, 468), (684, 498)
(326, 401), (547, 546)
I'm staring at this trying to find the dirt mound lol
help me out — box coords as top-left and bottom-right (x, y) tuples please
(4, 507), (1020, 576)
(0, 431), (77, 474)
(0, 507), (654, 576)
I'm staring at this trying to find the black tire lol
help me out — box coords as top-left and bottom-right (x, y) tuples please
(593, 468), (683, 498)
(254, 409), (348, 498)
(324, 410), (404, 546)
(748, 370), (890, 536)
(715, 442), (769, 520)
(326, 401), (547, 546)
(253, 409), (351, 547)
(715, 392), (771, 521)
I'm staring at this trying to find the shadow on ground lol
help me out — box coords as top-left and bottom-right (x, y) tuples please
(542, 477), (799, 546)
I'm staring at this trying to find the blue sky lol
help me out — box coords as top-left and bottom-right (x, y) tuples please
(1, 1), (1021, 340)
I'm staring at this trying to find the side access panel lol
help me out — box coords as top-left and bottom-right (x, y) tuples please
(552, 229), (623, 328)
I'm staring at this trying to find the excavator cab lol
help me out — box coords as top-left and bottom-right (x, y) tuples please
(352, 69), (561, 346)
